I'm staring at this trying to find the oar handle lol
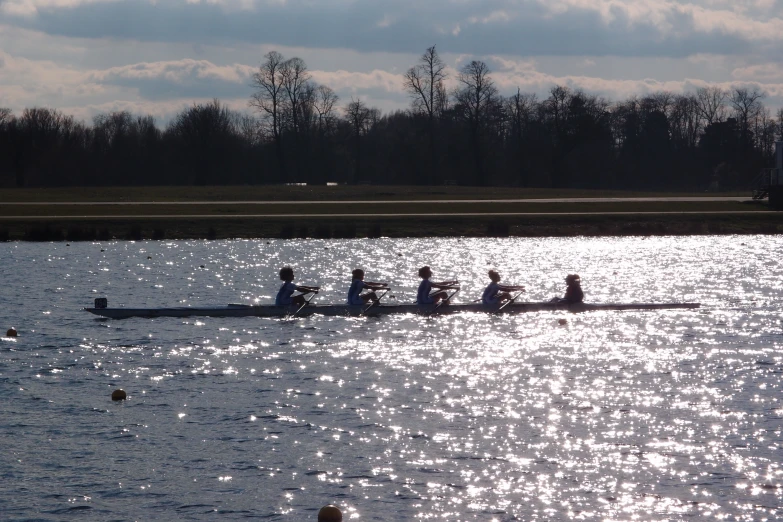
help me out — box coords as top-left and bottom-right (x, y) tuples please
(361, 288), (390, 314)
(290, 291), (317, 318)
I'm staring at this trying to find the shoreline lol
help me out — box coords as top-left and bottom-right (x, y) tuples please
(2, 213), (782, 241)
(1, 186), (779, 240)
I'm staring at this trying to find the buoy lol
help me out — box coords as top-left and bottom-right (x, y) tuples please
(111, 389), (127, 401)
(318, 505), (342, 522)
(147, 256), (152, 259)
(558, 319), (568, 326)
(6, 327), (17, 337)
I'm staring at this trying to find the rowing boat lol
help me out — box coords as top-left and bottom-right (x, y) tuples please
(84, 301), (700, 319)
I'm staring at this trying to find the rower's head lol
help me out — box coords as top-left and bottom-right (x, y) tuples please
(488, 269), (501, 282)
(565, 274), (580, 285)
(352, 268), (365, 280)
(279, 266), (295, 282)
(418, 266), (432, 279)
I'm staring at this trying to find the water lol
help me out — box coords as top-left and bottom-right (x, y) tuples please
(1, 236), (782, 521)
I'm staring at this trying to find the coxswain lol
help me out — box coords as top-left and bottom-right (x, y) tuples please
(561, 274), (584, 303)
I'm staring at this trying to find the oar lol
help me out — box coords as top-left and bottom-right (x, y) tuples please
(427, 285), (460, 316)
(495, 289), (525, 313)
(289, 291), (318, 318)
(361, 287), (389, 315)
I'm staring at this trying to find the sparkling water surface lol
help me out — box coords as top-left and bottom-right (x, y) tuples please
(1, 236), (782, 521)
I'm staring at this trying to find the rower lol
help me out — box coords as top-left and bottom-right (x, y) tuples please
(347, 268), (388, 306)
(275, 266), (319, 307)
(482, 270), (524, 306)
(561, 274), (584, 303)
(417, 266), (458, 305)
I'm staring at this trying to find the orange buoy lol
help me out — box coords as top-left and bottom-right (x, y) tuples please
(111, 389), (127, 401)
(6, 328), (17, 337)
(318, 505), (342, 522)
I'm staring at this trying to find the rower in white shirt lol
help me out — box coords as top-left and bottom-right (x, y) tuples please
(347, 268), (388, 306)
(481, 270), (524, 306)
(416, 266), (459, 305)
(275, 266), (319, 307)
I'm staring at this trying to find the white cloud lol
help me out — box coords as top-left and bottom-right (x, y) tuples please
(1, 0), (783, 121)
(732, 63), (783, 82)
(0, 0), (118, 17)
(90, 59), (255, 84)
(533, 0), (783, 41)
(311, 69), (405, 95)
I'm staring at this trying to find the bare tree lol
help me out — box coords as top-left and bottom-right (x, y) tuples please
(453, 60), (499, 185)
(669, 93), (701, 149)
(168, 99), (239, 184)
(235, 114), (261, 147)
(777, 107), (783, 141)
(435, 79), (449, 115)
(729, 87), (764, 130)
(250, 51), (287, 178)
(404, 45), (448, 183)
(280, 57), (311, 137)
(751, 106), (778, 158)
(314, 84), (339, 134)
(505, 89), (537, 140)
(695, 86), (727, 126)
(729, 87), (765, 156)
(405, 45), (447, 119)
(93, 111), (134, 149)
(345, 98), (376, 183)
(0, 108), (12, 128)
(546, 85), (570, 139)
(279, 56), (312, 180)
(455, 66), (497, 144)
(644, 91), (675, 116)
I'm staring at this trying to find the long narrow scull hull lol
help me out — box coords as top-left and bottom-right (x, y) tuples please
(84, 301), (700, 319)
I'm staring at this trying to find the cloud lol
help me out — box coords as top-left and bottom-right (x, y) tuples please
(732, 63), (783, 82)
(2, 0), (783, 122)
(89, 59), (256, 100)
(2, 0), (780, 59)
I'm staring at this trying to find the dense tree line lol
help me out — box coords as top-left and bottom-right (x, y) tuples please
(1, 47), (782, 190)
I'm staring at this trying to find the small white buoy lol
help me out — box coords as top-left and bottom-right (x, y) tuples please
(111, 389), (127, 401)
(318, 505), (342, 522)
(6, 327), (18, 337)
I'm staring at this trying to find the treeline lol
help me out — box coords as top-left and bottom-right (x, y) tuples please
(1, 46), (782, 190)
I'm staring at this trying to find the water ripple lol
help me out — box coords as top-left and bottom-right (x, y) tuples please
(1, 236), (782, 520)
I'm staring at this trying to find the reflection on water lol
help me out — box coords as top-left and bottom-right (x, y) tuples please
(1, 236), (782, 520)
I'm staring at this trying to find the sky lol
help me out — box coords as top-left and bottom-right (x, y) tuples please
(1, 0), (782, 126)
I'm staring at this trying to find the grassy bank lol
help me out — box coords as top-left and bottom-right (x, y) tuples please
(0, 185), (751, 203)
(0, 186), (778, 240)
(0, 200), (767, 217)
(2, 213), (782, 242)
